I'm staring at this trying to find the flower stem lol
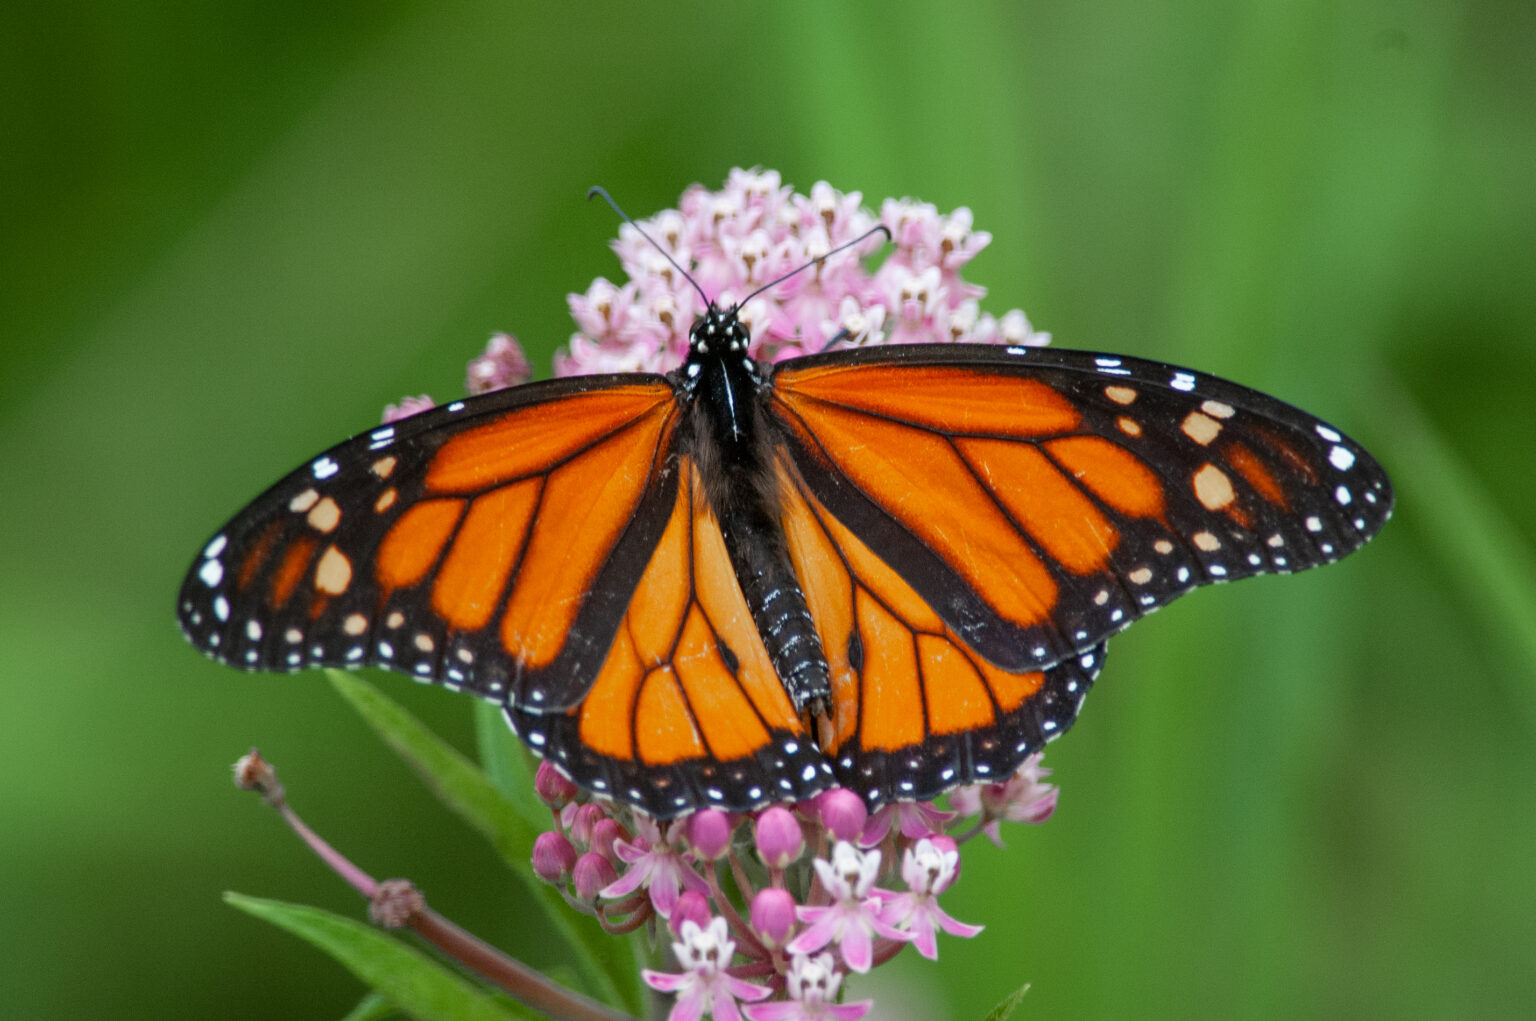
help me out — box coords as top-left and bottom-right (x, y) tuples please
(235, 749), (638, 1021)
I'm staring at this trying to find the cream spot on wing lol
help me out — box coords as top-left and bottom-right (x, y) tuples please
(374, 488), (398, 513)
(456, 647), (474, 664)
(307, 496), (342, 533)
(386, 611), (405, 629)
(1193, 463), (1235, 510)
(1181, 410), (1221, 445)
(1128, 567), (1153, 585)
(1094, 589), (1110, 606)
(1105, 385), (1138, 405)
(1193, 531), (1221, 551)
(414, 633), (435, 653)
(343, 613), (368, 636)
(371, 456), (398, 479)
(1117, 416), (1142, 437)
(315, 546), (353, 594)
(1201, 400), (1235, 419)
(285, 627), (303, 644)
(1154, 539), (1174, 554)
(289, 488), (320, 513)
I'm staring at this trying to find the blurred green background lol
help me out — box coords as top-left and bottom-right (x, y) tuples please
(4, 2), (1534, 1018)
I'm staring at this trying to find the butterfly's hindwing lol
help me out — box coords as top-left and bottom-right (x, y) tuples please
(507, 459), (834, 816)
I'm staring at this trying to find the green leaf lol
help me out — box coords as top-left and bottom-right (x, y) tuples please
(327, 670), (539, 864)
(325, 671), (644, 1013)
(225, 893), (530, 1021)
(339, 991), (399, 1021)
(982, 983), (1030, 1021)
(472, 699), (548, 832)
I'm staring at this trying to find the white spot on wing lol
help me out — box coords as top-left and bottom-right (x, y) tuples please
(1329, 446), (1356, 471)
(312, 456), (339, 480)
(198, 559), (224, 588)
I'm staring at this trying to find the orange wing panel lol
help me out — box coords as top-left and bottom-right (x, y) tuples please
(635, 666), (707, 765)
(975, 658), (1046, 714)
(853, 588), (925, 752)
(781, 398), (1059, 630)
(956, 437), (1119, 575)
(1044, 436), (1165, 519)
(238, 520), (283, 591)
(673, 606), (772, 760)
(1225, 441), (1289, 508)
(376, 499), (465, 591)
(267, 535), (317, 609)
(432, 480), (540, 631)
(577, 624), (644, 760)
(778, 364), (1081, 437)
(425, 386), (673, 494)
(501, 414), (675, 669)
(915, 634), (995, 735)
(626, 486), (692, 664)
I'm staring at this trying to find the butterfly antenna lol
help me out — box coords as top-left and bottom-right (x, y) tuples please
(587, 185), (710, 308)
(738, 223), (892, 308)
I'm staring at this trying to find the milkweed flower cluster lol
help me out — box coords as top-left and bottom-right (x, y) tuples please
(474, 171), (1059, 1018)
(551, 166), (1049, 377)
(531, 763), (1056, 1020)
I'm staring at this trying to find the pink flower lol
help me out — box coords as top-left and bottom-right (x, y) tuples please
(644, 916), (772, 1021)
(465, 332), (531, 394)
(949, 754), (1059, 847)
(878, 838), (983, 960)
(788, 842), (908, 973)
(858, 800), (955, 847)
(553, 169), (1035, 378)
(744, 953), (871, 1021)
(601, 815), (709, 917)
(380, 394), (434, 423)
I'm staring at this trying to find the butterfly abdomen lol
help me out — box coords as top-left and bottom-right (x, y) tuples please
(679, 316), (833, 720)
(719, 505), (832, 717)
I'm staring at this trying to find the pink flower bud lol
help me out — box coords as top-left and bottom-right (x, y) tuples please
(531, 831), (576, 884)
(685, 809), (734, 860)
(754, 806), (804, 869)
(534, 761), (578, 808)
(569, 804), (606, 845)
(813, 788), (867, 843)
(668, 890), (712, 937)
(749, 887), (797, 947)
(590, 818), (627, 864)
(571, 852), (618, 902)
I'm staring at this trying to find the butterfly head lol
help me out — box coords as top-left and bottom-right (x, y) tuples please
(688, 303), (752, 359)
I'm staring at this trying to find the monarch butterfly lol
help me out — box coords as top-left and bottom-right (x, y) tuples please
(178, 197), (1391, 820)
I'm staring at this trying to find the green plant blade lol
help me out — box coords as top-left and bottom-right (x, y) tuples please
(225, 893), (531, 1021)
(339, 991), (400, 1021)
(982, 983), (1030, 1021)
(472, 699), (548, 832)
(325, 671), (643, 1012)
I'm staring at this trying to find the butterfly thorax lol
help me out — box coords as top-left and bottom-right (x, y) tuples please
(674, 304), (832, 721)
